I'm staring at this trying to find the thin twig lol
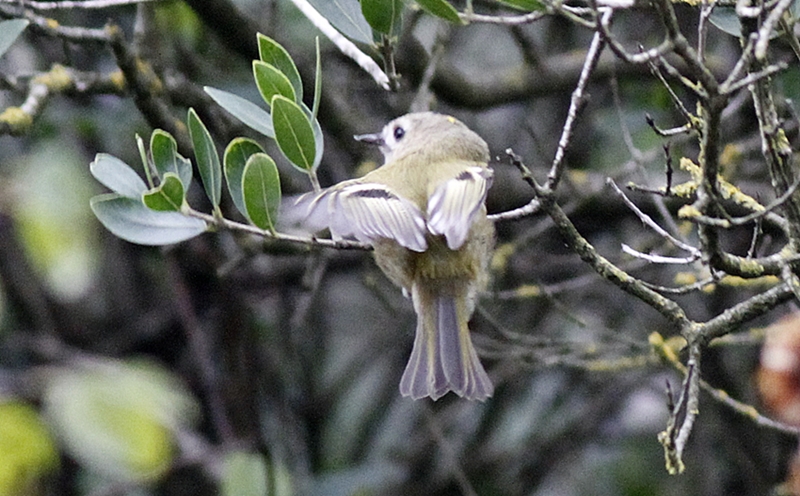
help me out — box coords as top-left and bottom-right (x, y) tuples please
(722, 61), (788, 95)
(547, 7), (610, 189)
(185, 208), (370, 251)
(622, 244), (700, 264)
(0, 3), (110, 41)
(608, 178), (701, 256)
(3, 0), (159, 9)
(459, 10), (545, 25)
(755, 0), (795, 60)
(286, 0), (390, 90)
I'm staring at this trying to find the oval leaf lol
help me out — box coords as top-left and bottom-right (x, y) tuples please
(187, 108), (222, 208)
(204, 86), (275, 138)
(0, 19), (29, 58)
(253, 61), (297, 107)
(150, 129), (192, 189)
(224, 138), (265, 218)
(242, 153), (281, 231)
(307, 0), (373, 44)
(143, 173), (185, 212)
(90, 153), (148, 199)
(416, 0), (463, 24)
(257, 33), (303, 101)
(271, 96), (317, 172)
(361, 0), (403, 35)
(708, 6), (741, 37)
(91, 193), (206, 245)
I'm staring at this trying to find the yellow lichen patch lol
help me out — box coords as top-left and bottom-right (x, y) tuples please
(45, 18), (59, 29)
(514, 284), (541, 298)
(110, 70), (127, 91)
(568, 169), (589, 187)
(584, 354), (651, 371)
(719, 143), (742, 168)
(669, 180), (698, 198)
(33, 64), (73, 92)
(673, 271), (698, 286)
(135, 58), (163, 94)
(734, 257), (767, 276)
(719, 274), (779, 287)
(490, 242), (515, 272)
(0, 107), (33, 135)
(677, 204), (704, 220)
(649, 332), (687, 365)
(775, 128), (791, 153)
(679, 157), (701, 178)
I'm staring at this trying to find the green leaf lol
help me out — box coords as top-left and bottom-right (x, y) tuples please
(257, 33), (303, 101)
(43, 360), (198, 483)
(312, 37), (322, 121)
(496, 0), (544, 10)
(271, 96), (317, 172)
(0, 20), (29, 59)
(90, 153), (148, 199)
(253, 61), (297, 107)
(143, 173), (185, 212)
(416, 0), (463, 24)
(242, 153), (281, 231)
(708, 6), (741, 37)
(307, 0), (373, 44)
(224, 138), (265, 219)
(361, 0), (403, 35)
(220, 451), (268, 496)
(204, 86), (275, 138)
(707, 5), (784, 38)
(187, 108), (222, 209)
(91, 194), (206, 245)
(0, 402), (59, 484)
(150, 130), (192, 189)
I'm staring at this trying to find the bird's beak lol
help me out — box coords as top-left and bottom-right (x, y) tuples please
(354, 132), (384, 146)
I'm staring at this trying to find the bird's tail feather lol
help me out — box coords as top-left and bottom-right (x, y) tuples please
(399, 284), (493, 401)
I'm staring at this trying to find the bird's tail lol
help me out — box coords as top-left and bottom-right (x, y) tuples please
(399, 284), (493, 401)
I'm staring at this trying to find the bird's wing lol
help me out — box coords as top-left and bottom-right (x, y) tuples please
(427, 166), (493, 250)
(297, 182), (428, 252)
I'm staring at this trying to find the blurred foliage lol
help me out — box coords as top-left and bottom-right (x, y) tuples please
(0, 401), (59, 496)
(1, 0), (799, 495)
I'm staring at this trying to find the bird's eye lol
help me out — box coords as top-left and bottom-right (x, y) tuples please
(393, 126), (405, 141)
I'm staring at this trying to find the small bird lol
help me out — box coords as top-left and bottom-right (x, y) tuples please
(296, 112), (495, 401)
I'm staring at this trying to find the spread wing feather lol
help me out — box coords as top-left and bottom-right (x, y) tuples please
(427, 167), (493, 250)
(297, 182), (428, 252)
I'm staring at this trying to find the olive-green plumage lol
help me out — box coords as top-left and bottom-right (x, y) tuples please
(298, 112), (495, 401)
